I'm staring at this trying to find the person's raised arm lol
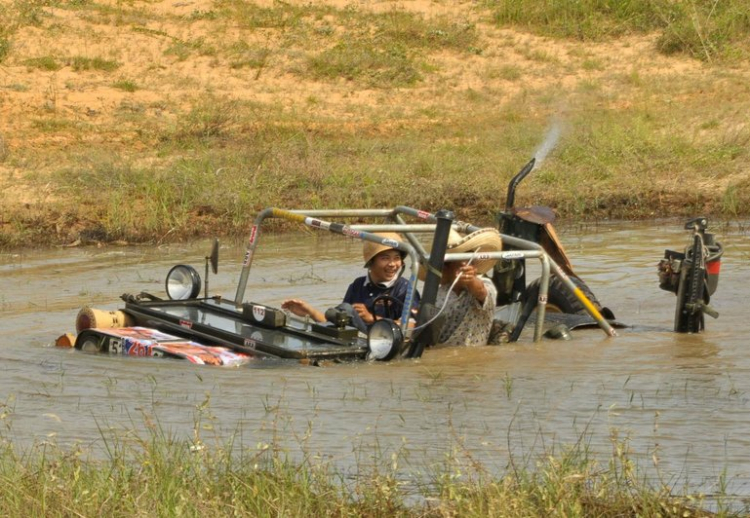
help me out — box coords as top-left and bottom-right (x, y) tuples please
(454, 265), (488, 304)
(281, 299), (326, 323)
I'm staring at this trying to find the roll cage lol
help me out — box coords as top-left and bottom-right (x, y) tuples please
(234, 206), (616, 350)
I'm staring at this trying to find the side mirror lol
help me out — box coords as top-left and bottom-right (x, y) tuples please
(204, 238), (219, 298)
(209, 238), (219, 274)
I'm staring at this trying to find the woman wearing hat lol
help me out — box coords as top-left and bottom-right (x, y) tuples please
(434, 228), (502, 347)
(282, 233), (420, 332)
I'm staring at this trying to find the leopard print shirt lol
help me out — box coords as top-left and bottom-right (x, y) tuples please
(435, 276), (497, 347)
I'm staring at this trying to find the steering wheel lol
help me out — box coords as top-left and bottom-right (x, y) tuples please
(369, 294), (404, 321)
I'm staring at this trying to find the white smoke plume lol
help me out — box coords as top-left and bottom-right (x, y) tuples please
(533, 117), (565, 169)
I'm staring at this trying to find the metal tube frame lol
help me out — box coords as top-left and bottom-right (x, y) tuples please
(233, 206), (616, 342)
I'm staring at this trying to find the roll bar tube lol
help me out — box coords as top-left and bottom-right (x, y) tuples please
(404, 208), (617, 338)
(234, 208), (421, 338)
(234, 206), (615, 345)
(442, 249), (550, 342)
(235, 206), (438, 307)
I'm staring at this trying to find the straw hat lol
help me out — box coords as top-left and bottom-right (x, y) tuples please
(362, 232), (405, 267)
(420, 228), (503, 280)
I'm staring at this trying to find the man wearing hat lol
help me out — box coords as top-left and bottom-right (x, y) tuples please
(282, 232), (420, 332)
(434, 228), (502, 347)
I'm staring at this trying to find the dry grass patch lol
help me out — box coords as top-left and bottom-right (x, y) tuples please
(0, 0), (749, 248)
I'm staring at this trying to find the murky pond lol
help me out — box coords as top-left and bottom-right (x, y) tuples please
(2, 220), (750, 506)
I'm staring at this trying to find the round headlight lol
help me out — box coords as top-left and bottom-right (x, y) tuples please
(165, 264), (202, 300)
(367, 319), (403, 361)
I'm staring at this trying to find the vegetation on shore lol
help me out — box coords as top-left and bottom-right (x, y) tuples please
(0, 411), (732, 517)
(0, 0), (749, 250)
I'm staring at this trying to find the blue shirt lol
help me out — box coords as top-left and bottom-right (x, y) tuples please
(343, 276), (420, 320)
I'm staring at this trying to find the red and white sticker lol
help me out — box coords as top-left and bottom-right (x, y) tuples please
(306, 217), (330, 230)
(342, 226), (361, 238)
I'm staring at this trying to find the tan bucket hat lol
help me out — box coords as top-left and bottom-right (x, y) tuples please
(362, 232), (405, 267)
(419, 228), (503, 280)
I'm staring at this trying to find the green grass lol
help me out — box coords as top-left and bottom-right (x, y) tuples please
(112, 79), (138, 92)
(369, 10), (479, 52)
(210, 0), (325, 31)
(307, 40), (422, 88)
(0, 37), (10, 64)
(0, 135), (7, 163)
(306, 10), (479, 87)
(485, 0), (664, 39)
(0, 412), (730, 517)
(494, 65), (523, 81)
(485, 0), (750, 62)
(23, 55), (62, 71)
(227, 42), (271, 70)
(654, 0), (750, 62)
(31, 118), (87, 132)
(70, 56), (120, 72)
(21, 55), (120, 72)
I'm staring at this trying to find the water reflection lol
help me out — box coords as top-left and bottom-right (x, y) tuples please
(2, 221), (750, 508)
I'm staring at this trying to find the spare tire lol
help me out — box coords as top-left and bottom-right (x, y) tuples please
(522, 275), (615, 320)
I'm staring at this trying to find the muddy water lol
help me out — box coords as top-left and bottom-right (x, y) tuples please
(2, 221), (750, 505)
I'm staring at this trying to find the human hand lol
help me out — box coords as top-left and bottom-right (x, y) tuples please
(352, 302), (375, 324)
(281, 299), (313, 318)
(454, 264), (487, 303)
(455, 264), (478, 289)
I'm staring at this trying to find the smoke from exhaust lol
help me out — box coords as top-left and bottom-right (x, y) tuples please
(533, 118), (564, 169)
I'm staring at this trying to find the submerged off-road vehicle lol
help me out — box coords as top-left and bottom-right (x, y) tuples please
(59, 182), (618, 366)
